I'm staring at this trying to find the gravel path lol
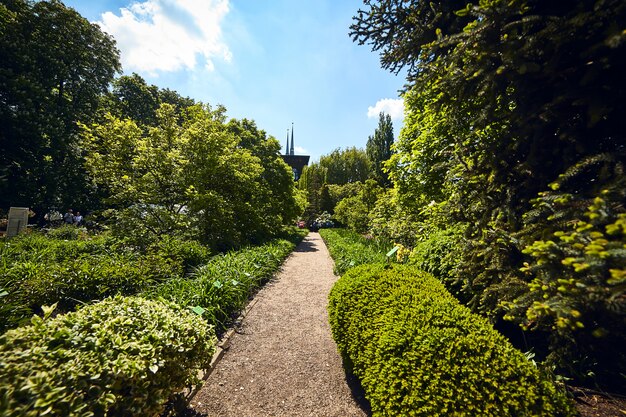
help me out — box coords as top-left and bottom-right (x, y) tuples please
(190, 232), (370, 417)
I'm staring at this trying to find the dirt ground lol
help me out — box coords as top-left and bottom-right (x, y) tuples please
(189, 232), (369, 417)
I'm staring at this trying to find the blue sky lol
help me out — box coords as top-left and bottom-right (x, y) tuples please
(64, 0), (406, 162)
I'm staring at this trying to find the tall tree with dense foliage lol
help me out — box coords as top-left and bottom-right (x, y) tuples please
(100, 73), (196, 127)
(83, 104), (297, 250)
(297, 162), (328, 223)
(319, 147), (371, 185)
(0, 0), (120, 215)
(352, 0), (626, 387)
(366, 112), (394, 187)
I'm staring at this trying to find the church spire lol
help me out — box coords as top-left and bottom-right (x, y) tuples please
(290, 122), (294, 155)
(286, 129), (289, 155)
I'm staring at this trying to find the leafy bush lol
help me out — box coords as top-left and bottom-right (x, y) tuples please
(148, 235), (212, 272)
(144, 237), (299, 334)
(328, 264), (576, 416)
(1, 251), (181, 332)
(503, 194), (626, 388)
(408, 226), (465, 291)
(0, 296), (216, 416)
(319, 228), (391, 275)
(46, 224), (83, 240)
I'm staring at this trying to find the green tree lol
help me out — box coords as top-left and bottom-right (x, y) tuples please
(366, 112), (394, 187)
(352, 0), (626, 385)
(226, 118), (300, 239)
(319, 147), (371, 185)
(83, 104), (289, 250)
(298, 163), (327, 223)
(334, 179), (383, 232)
(0, 0), (121, 215)
(100, 73), (196, 127)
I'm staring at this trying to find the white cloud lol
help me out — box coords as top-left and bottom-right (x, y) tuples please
(367, 98), (404, 120)
(295, 146), (308, 155)
(98, 0), (231, 74)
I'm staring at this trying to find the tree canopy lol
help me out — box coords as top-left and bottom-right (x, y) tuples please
(353, 0), (626, 388)
(0, 0), (121, 214)
(366, 112), (394, 187)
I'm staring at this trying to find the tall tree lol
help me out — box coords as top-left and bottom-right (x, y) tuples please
(352, 0), (626, 386)
(319, 147), (371, 185)
(83, 104), (281, 250)
(366, 112), (394, 187)
(0, 0), (120, 215)
(100, 73), (196, 127)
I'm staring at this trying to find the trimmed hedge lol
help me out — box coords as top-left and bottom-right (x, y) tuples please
(319, 228), (390, 275)
(0, 252), (181, 332)
(0, 296), (216, 416)
(328, 264), (576, 416)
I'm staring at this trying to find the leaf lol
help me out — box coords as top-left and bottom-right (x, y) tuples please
(149, 364), (159, 373)
(386, 246), (399, 257)
(190, 305), (205, 316)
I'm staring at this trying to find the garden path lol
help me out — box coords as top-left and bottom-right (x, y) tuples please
(189, 232), (369, 417)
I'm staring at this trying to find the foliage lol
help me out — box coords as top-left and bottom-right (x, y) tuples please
(0, 296), (215, 416)
(147, 235), (212, 272)
(0, 0), (121, 216)
(328, 264), (576, 416)
(1, 251), (180, 332)
(0, 231), (213, 332)
(334, 179), (383, 232)
(352, 0), (626, 387)
(408, 226), (466, 291)
(319, 228), (390, 275)
(298, 162), (328, 223)
(226, 118), (301, 240)
(502, 192), (626, 388)
(83, 104), (297, 250)
(45, 224), (83, 240)
(144, 237), (300, 335)
(367, 189), (424, 247)
(319, 147), (371, 185)
(366, 112), (394, 187)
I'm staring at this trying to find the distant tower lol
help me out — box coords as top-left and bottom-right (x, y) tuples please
(281, 122), (309, 181)
(290, 122), (294, 155)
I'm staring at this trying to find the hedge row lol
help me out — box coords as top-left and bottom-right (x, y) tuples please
(319, 228), (390, 275)
(328, 264), (576, 416)
(0, 296), (216, 417)
(0, 229), (306, 415)
(0, 232), (212, 332)
(144, 237), (299, 334)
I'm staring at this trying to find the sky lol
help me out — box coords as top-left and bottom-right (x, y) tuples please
(64, 0), (406, 162)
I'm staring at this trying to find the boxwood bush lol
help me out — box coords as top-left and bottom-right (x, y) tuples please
(0, 296), (216, 416)
(328, 264), (576, 416)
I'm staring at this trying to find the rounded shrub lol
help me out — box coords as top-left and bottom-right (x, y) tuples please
(328, 264), (576, 416)
(0, 296), (216, 416)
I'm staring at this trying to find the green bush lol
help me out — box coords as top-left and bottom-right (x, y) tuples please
(46, 224), (83, 240)
(0, 296), (216, 416)
(145, 238), (297, 334)
(408, 226), (465, 289)
(148, 235), (212, 272)
(319, 228), (391, 275)
(328, 264), (576, 416)
(1, 252), (181, 332)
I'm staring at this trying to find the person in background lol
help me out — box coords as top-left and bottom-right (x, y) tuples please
(63, 209), (74, 225)
(74, 211), (83, 226)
